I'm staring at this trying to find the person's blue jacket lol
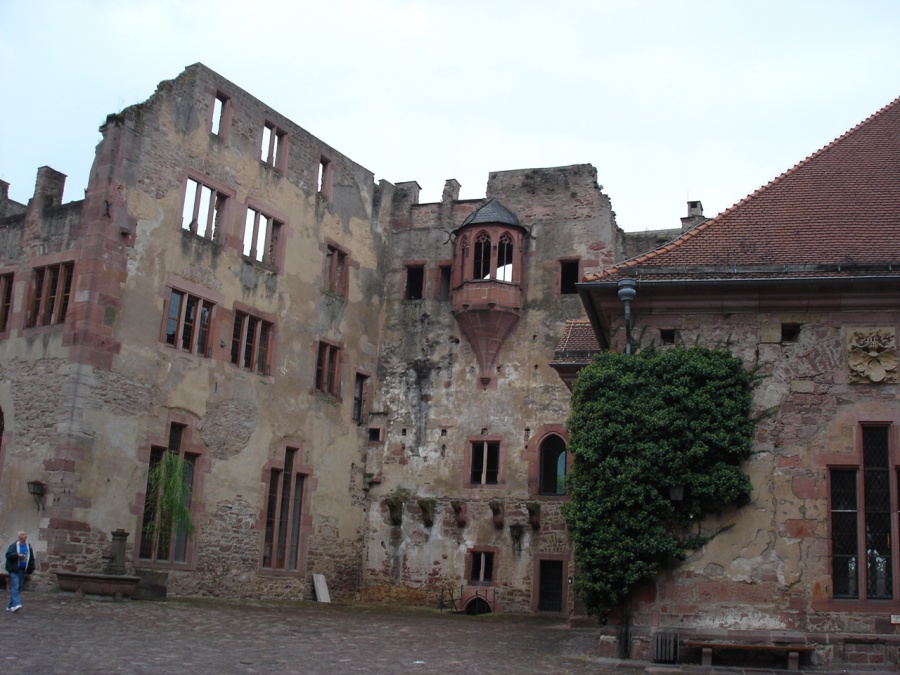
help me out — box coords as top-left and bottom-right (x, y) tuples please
(5, 541), (36, 575)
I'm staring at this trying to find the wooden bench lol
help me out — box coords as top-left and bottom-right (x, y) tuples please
(685, 640), (814, 671)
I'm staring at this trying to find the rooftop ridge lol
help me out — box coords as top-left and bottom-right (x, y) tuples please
(589, 95), (900, 281)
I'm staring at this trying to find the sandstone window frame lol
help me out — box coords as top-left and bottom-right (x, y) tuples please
(136, 418), (206, 570)
(230, 307), (275, 376)
(465, 546), (499, 585)
(322, 241), (350, 298)
(180, 174), (233, 242)
(27, 261), (74, 328)
(352, 372), (369, 423)
(466, 436), (505, 487)
(209, 90), (232, 140)
(0, 272), (14, 334)
(260, 444), (314, 575)
(454, 226), (524, 287)
(525, 425), (572, 498)
(260, 121), (288, 171)
(314, 340), (343, 399)
(242, 202), (286, 271)
(538, 434), (568, 496)
(828, 423), (898, 603)
(162, 287), (216, 357)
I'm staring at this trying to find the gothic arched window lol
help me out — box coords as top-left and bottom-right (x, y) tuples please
(497, 232), (514, 282)
(539, 435), (567, 495)
(473, 231), (491, 280)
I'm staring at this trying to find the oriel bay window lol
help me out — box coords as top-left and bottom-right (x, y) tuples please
(830, 425), (896, 600)
(231, 311), (273, 375)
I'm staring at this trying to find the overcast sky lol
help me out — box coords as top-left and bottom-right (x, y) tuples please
(1, 0), (898, 232)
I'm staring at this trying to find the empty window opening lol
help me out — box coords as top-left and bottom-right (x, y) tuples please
(262, 447), (307, 570)
(318, 157), (333, 197)
(367, 428), (382, 443)
(165, 290), (214, 356)
(496, 233), (513, 282)
(324, 245), (348, 296)
(243, 208), (282, 267)
(538, 560), (565, 612)
(539, 435), (567, 495)
(438, 265), (452, 301)
(405, 266), (425, 300)
(831, 425), (894, 600)
(0, 273), (14, 332)
(315, 342), (341, 396)
(469, 550), (495, 584)
(781, 323), (802, 342)
(211, 93), (228, 136)
(231, 311), (273, 375)
(474, 232), (491, 280)
(29, 262), (74, 328)
(470, 441), (500, 485)
(660, 329), (676, 345)
(182, 178), (227, 241)
(560, 260), (580, 294)
(138, 423), (197, 564)
(260, 122), (286, 168)
(352, 373), (368, 422)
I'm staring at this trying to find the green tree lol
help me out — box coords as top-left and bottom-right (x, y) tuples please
(564, 346), (756, 618)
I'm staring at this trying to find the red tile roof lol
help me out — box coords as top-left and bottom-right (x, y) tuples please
(550, 320), (600, 365)
(590, 96), (900, 281)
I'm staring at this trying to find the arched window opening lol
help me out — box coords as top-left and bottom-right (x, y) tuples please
(539, 435), (567, 495)
(496, 233), (514, 282)
(473, 232), (491, 280)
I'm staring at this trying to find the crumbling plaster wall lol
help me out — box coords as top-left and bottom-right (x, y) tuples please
(362, 165), (619, 612)
(604, 302), (900, 658)
(0, 64), (387, 598)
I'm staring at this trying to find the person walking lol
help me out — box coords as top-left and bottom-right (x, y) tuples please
(5, 531), (35, 612)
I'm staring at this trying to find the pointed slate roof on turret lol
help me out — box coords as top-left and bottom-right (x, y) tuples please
(457, 198), (521, 231)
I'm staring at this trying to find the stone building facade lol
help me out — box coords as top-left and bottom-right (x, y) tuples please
(0, 63), (643, 614)
(569, 96), (900, 667)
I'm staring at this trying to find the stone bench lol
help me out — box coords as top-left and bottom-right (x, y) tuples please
(684, 640), (814, 671)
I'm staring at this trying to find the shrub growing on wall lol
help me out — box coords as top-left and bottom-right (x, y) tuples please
(564, 346), (756, 618)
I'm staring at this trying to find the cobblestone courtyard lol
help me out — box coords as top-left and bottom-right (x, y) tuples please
(1, 590), (623, 674)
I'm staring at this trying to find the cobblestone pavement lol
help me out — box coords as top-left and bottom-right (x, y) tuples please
(2, 590), (636, 674)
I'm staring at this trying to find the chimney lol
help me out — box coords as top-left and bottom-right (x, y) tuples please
(442, 179), (460, 204)
(33, 166), (67, 210)
(681, 200), (705, 232)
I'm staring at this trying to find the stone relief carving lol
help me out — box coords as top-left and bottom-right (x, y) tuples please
(848, 328), (898, 384)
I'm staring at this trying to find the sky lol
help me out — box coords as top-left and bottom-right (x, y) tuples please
(1, 0), (898, 232)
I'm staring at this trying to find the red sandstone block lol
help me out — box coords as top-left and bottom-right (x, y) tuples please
(785, 518), (818, 538)
(47, 518), (90, 531)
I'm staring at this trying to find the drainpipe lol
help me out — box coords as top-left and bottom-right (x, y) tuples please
(616, 279), (637, 356)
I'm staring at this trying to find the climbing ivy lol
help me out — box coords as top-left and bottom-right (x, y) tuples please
(563, 345), (757, 619)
